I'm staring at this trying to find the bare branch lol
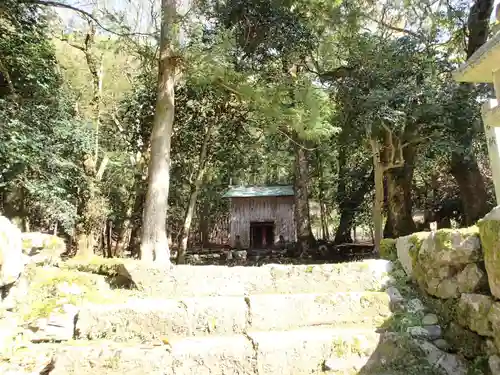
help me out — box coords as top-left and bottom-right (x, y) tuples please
(214, 77), (243, 99)
(96, 154), (109, 181)
(276, 127), (318, 151)
(56, 35), (85, 51)
(20, 0), (156, 38)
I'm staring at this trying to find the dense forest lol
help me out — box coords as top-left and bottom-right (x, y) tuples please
(0, 0), (496, 264)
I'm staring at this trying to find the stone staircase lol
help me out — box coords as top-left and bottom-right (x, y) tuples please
(4, 259), (471, 375)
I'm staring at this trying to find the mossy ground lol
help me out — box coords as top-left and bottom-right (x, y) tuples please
(18, 266), (131, 322)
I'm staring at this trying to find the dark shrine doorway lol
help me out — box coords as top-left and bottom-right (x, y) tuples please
(250, 221), (275, 249)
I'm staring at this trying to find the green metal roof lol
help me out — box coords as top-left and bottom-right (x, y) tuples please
(222, 185), (294, 198)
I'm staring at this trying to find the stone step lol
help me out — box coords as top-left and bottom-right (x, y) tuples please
(8, 328), (466, 375)
(75, 291), (395, 341)
(89, 259), (393, 297)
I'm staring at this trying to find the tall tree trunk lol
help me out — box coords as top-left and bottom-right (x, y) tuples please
(384, 141), (416, 238)
(370, 139), (385, 255)
(316, 149), (329, 240)
(333, 144), (351, 244)
(320, 203), (328, 240)
(199, 201), (210, 247)
(114, 209), (132, 257)
(450, 0), (494, 224)
(140, 0), (178, 264)
(128, 185), (146, 258)
(450, 151), (490, 225)
(370, 128), (405, 253)
(72, 19), (108, 259)
(114, 166), (146, 257)
(333, 170), (374, 244)
(293, 137), (315, 255)
(177, 124), (213, 264)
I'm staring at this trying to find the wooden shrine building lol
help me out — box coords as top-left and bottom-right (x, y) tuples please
(222, 185), (296, 249)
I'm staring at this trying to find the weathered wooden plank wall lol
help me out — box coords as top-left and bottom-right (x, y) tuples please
(229, 196), (295, 248)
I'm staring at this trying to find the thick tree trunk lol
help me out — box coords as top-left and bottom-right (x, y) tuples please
(333, 170), (374, 244)
(466, 0), (494, 59)
(140, 0), (178, 264)
(75, 174), (104, 259)
(177, 124), (213, 264)
(73, 19), (107, 259)
(293, 138), (315, 255)
(450, 152), (490, 225)
(449, 0), (494, 224)
(384, 143), (416, 238)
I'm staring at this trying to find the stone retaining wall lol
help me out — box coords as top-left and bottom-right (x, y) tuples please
(386, 206), (500, 372)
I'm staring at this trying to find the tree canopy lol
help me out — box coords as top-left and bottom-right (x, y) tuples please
(0, 0), (496, 261)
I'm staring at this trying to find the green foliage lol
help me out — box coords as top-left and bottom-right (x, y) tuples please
(0, 0), (494, 251)
(0, 3), (93, 231)
(379, 238), (397, 261)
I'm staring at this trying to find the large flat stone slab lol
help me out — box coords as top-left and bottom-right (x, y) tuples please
(6, 328), (468, 375)
(76, 296), (248, 341)
(248, 327), (382, 375)
(76, 291), (396, 341)
(248, 291), (393, 331)
(111, 259), (393, 297)
(46, 343), (174, 375)
(169, 335), (255, 375)
(45, 335), (255, 375)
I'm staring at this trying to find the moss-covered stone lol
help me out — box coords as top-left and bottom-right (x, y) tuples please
(61, 256), (128, 277)
(478, 208), (500, 299)
(456, 294), (493, 337)
(419, 227), (481, 266)
(380, 239), (397, 261)
(456, 263), (488, 294)
(396, 232), (429, 277)
(18, 267), (126, 321)
(21, 232), (66, 253)
(410, 227), (482, 299)
(444, 322), (487, 359)
(487, 302), (500, 353)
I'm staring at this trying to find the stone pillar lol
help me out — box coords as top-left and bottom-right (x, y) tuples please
(494, 69), (500, 102)
(482, 99), (500, 205)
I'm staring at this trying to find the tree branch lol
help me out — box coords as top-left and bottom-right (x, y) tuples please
(57, 35), (85, 51)
(302, 57), (356, 82)
(364, 15), (424, 40)
(20, 0), (156, 37)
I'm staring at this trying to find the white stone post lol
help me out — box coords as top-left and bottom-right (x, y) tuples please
(482, 99), (500, 204)
(494, 68), (500, 102)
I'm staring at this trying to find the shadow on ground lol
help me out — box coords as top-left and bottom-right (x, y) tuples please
(178, 244), (377, 267)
